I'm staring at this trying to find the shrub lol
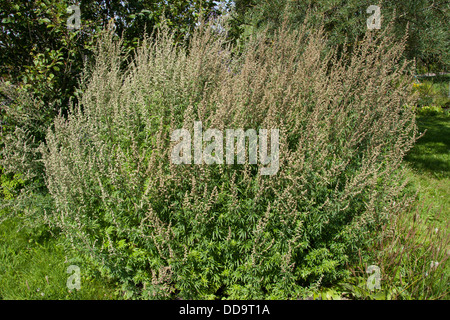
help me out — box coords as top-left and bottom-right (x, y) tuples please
(412, 79), (450, 109)
(416, 105), (448, 117)
(0, 82), (54, 228)
(40, 19), (419, 299)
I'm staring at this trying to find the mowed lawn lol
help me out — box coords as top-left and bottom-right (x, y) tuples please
(405, 114), (450, 227)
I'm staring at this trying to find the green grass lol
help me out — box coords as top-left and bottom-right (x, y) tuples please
(403, 113), (450, 299)
(0, 216), (119, 300)
(366, 112), (450, 300)
(405, 114), (450, 226)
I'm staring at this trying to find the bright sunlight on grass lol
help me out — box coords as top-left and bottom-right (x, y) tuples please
(0, 217), (119, 300)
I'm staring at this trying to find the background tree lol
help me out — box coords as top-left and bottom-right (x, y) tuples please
(0, 0), (217, 111)
(227, 0), (449, 73)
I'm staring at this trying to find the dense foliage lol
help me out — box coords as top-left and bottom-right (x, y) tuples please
(35, 18), (420, 299)
(2, 1), (446, 301)
(0, 0), (218, 213)
(0, 0), (217, 149)
(227, 0), (450, 73)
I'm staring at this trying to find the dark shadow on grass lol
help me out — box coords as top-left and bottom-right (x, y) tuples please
(405, 114), (450, 176)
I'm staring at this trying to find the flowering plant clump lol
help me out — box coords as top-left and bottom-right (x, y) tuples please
(39, 19), (418, 299)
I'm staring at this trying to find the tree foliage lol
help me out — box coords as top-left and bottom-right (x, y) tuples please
(228, 0), (449, 72)
(0, 0), (217, 135)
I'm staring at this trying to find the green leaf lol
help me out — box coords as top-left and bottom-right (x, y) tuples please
(373, 291), (387, 300)
(38, 18), (51, 24)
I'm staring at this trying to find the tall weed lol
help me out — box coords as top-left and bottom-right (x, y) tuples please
(40, 19), (419, 299)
